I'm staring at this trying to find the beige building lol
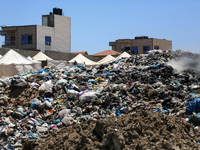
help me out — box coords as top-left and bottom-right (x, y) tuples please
(109, 36), (172, 54)
(0, 8), (71, 53)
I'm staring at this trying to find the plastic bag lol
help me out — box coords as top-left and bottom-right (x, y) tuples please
(57, 79), (68, 85)
(17, 107), (26, 115)
(39, 80), (53, 93)
(186, 97), (200, 114)
(30, 82), (40, 89)
(39, 101), (52, 109)
(0, 77), (11, 86)
(78, 89), (89, 97)
(61, 116), (73, 126)
(58, 109), (71, 118)
(79, 91), (98, 104)
(36, 126), (48, 133)
(67, 89), (79, 97)
(11, 78), (27, 87)
(190, 113), (200, 122)
(30, 102), (39, 109)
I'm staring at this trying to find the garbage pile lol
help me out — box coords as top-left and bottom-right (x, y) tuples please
(0, 50), (200, 149)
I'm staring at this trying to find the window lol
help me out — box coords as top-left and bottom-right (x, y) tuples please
(154, 46), (159, 50)
(22, 35), (32, 44)
(11, 36), (15, 45)
(45, 36), (51, 45)
(132, 47), (138, 54)
(124, 47), (130, 51)
(143, 46), (150, 54)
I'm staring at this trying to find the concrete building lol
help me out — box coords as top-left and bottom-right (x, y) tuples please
(109, 36), (172, 54)
(0, 8), (71, 53)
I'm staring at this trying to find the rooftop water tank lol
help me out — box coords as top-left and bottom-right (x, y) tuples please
(53, 8), (62, 15)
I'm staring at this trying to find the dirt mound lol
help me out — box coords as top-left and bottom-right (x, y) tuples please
(3, 87), (39, 107)
(24, 111), (200, 150)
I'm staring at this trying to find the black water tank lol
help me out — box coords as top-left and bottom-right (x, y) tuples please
(53, 8), (62, 15)
(135, 36), (148, 39)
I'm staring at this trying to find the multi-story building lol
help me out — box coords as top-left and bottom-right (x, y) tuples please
(109, 36), (172, 54)
(0, 8), (71, 53)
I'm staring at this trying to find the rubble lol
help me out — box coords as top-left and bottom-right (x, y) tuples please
(0, 50), (200, 149)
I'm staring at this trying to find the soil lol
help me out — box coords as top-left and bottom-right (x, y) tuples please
(3, 87), (40, 107)
(23, 110), (200, 150)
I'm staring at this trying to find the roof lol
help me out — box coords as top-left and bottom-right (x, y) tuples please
(93, 50), (121, 56)
(71, 51), (88, 55)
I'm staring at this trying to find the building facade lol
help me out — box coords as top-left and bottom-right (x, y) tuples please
(0, 8), (71, 53)
(109, 36), (172, 54)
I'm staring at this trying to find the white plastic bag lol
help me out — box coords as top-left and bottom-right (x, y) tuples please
(0, 77), (11, 86)
(39, 80), (53, 93)
(61, 116), (73, 126)
(79, 91), (98, 104)
(39, 101), (52, 109)
(36, 126), (48, 133)
(58, 109), (71, 118)
(67, 89), (79, 97)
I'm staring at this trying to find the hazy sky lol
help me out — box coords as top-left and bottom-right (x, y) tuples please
(0, 0), (199, 54)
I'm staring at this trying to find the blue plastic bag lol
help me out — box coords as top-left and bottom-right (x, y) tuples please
(30, 102), (39, 109)
(190, 113), (200, 122)
(116, 110), (121, 116)
(186, 97), (200, 114)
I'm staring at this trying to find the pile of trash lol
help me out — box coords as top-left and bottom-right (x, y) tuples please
(0, 50), (200, 149)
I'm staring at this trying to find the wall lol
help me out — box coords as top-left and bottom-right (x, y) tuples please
(36, 25), (55, 52)
(153, 38), (172, 50)
(54, 15), (71, 53)
(114, 39), (153, 54)
(45, 50), (76, 61)
(36, 15), (71, 53)
(131, 38), (153, 54)
(2, 26), (17, 49)
(2, 26), (37, 50)
(16, 25), (37, 50)
(115, 39), (131, 52)
(110, 38), (172, 54)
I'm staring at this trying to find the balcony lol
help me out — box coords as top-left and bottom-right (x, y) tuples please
(109, 42), (116, 46)
(2, 41), (16, 46)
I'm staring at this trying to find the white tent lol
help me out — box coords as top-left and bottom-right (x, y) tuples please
(69, 54), (98, 66)
(0, 49), (35, 77)
(27, 56), (42, 70)
(32, 52), (53, 61)
(27, 56), (33, 60)
(97, 55), (115, 64)
(115, 52), (131, 60)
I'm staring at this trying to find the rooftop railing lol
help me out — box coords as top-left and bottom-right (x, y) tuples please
(2, 41), (15, 46)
